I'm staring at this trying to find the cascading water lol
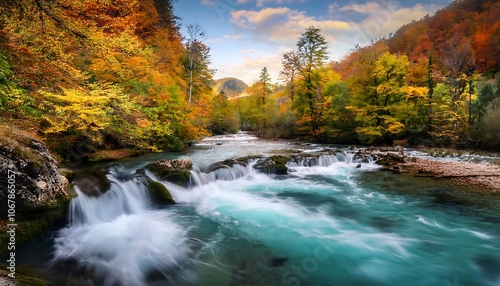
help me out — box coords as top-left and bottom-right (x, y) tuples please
(40, 133), (500, 286)
(53, 170), (190, 286)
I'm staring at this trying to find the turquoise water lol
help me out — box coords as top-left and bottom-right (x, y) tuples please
(20, 134), (500, 285)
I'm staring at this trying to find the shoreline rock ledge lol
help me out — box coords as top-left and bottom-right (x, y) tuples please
(0, 133), (70, 213)
(0, 129), (71, 257)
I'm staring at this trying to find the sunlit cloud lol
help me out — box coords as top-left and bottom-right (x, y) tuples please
(240, 49), (259, 54)
(236, 0), (306, 7)
(200, 0), (215, 6)
(230, 7), (353, 44)
(216, 49), (287, 84)
(224, 34), (245, 40)
(330, 1), (444, 41)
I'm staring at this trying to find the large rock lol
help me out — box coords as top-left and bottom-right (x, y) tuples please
(136, 169), (175, 205)
(0, 131), (70, 214)
(146, 158), (193, 187)
(0, 128), (71, 256)
(205, 155), (260, 173)
(254, 155), (289, 175)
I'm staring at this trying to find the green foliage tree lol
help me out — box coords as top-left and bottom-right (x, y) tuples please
(293, 26), (329, 136)
(259, 67), (272, 106)
(209, 91), (238, 134)
(347, 45), (413, 144)
(475, 97), (500, 150)
(0, 54), (13, 107)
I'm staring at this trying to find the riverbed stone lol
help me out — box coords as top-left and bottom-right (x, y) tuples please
(254, 155), (289, 175)
(135, 169), (175, 204)
(205, 155), (261, 173)
(146, 158), (193, 187)
(71, 169), (111, 197)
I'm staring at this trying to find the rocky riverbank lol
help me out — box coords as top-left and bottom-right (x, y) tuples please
(360, 146), (500, 194)
(0, 126), (71, 255)
(399, 158), (500, 194)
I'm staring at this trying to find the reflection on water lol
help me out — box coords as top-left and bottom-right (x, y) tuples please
(13, 133), (500, 286)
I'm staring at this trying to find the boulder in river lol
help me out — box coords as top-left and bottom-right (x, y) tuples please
(136, 169), (175, 205)
(146, 158), (193, 187)
(254, 155), (289, 175)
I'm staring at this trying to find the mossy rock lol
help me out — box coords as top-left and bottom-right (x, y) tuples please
(148, 180), (175, 205)
(16, 266), (50, 286)
(0, 266), (50, 286)
(0, 196), (70, 256)
(58, 168), (76, 182)
(17, 275), (49, 286)
(206, 155), (261, 173)
(146, 159), (192, 187)
(255, 155), (289, 175)
(375, 152), (407, 166)
(135, 169), (175, 205)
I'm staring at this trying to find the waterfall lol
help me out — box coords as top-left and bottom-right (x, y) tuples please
(287, 152), (362, 168)
(68, 173), (150, 226)
(53, 170), (190, 286)
(190, 159), (258, 186)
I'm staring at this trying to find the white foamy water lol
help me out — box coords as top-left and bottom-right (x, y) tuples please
(53, 171), (190, 286)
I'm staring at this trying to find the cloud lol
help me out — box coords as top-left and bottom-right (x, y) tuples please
(237, 0), (306, 8)
(215, 49), (286, 84)
(200, 0), (215, 6)
(224, 34), (245, 40)
(230, 7), (353, 44)
(330, 1), (443, 41)
(240, 49), (259, 54)
(337, 2), (389, 14)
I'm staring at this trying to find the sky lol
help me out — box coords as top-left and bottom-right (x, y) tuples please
(174, 0), (453, 85)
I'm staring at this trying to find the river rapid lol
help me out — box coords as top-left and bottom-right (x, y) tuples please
(15, 133), (500, 286)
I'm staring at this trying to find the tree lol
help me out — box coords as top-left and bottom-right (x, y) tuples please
(347, 44), (412, 144)
(184, 23), (209, 107)
(427, 51), (435, 132)
(432, 33), (476, 141)
(259, 67), (272, 105)
(0, 54), (13, 107)
(294, 26), (329, 135)
(297, 26), (329, 91)
(279, 50), (300, 101)
(438, 33), (475, 102)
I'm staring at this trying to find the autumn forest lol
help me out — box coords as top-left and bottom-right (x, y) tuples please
(1, 0), (500, 161)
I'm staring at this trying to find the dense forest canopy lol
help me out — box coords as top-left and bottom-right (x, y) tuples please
(1, 0), (499, 159)
(0, 0), (221, 157)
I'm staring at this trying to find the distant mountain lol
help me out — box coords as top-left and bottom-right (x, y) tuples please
(213, 77), (249, 98)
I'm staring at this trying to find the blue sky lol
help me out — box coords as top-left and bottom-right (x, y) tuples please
(174, 0), (452, 84)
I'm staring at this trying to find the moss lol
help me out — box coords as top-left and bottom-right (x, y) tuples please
(0, 124), (44, 167)
(13, 266), (49, 286)
(17, 276), (49, 286)
(147, 166), (191, 187)
(13, 145), (45, 167)
(59, 169), (75, 182)
(260, 155), (289, 175)
(0, 196), (70, 256)
(147, 180), (175, 205)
